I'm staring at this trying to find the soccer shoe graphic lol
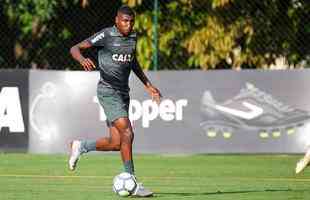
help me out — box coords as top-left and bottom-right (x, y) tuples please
(132, 183), (154, 197)
(200, 82), (310, 138)
(68, 140), (83, 171)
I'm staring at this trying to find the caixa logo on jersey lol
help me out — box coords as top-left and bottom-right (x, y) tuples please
(94, 98), (188, 128)
(112, 54), (133, 63)
(0, 87), (25, 133)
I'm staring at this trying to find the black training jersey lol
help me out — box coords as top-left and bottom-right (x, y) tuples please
(87, 26), (137, 92)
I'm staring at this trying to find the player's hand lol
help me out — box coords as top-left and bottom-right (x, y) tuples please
(146, 85), (162, 104)
(80, 58), (96, 71)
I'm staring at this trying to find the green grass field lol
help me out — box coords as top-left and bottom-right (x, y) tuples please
(0, 154), (309, 200)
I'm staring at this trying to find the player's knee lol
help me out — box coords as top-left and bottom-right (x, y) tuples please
(121, 128), (134, 143)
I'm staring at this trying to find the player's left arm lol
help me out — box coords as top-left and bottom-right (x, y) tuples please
(132, 57), (162, 104)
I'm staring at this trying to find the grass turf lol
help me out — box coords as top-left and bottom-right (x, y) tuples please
(0, 154), (309, 200)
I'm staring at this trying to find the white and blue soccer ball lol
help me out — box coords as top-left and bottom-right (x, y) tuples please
(113, 172), (137, 197)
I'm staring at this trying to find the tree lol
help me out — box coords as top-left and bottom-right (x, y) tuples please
(124, 0), (310, 70)
(1, 0), (308, 70)
(0, 0), (120, 69)
(1, 1), (75, 68)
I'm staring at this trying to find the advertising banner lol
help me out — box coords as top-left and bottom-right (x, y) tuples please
(28, 70), (310, 154)
(0, 70), (28, 152)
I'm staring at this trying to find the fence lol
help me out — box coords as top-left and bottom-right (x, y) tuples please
(0, 0), (309, 70)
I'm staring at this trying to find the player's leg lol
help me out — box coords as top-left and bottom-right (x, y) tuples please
(68, 123), (121, 171)
(112, 117), (135, 174)
(69, 85), (123, 171)
(113, 117), (153, 197)
(80, 125), (122, 152)
(96, 125), (121, 151)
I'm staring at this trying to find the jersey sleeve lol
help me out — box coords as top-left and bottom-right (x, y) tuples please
(131, 56), (140, 70)
(86, 29), (106, 47)
(131, 37), (139, 69)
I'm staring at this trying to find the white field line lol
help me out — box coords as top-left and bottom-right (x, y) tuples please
(0, 174), (310, 182)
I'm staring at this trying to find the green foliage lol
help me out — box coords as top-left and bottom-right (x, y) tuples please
(127, 0), (309, 70)
(1, 0), (80, 68)
(123, 0), (143, 7)
(5, 0), (55, 35)
(1, 0), (309, 70)
(134, 12), (153, 70)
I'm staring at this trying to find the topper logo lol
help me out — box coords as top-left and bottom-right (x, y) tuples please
(94, 98), (188, 128)
(0, 87), (25, 132)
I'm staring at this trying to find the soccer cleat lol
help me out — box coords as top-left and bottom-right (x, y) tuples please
(132, 183), (154, 197)
(68, 140), (82, 171)
(200, 82), (310, 136)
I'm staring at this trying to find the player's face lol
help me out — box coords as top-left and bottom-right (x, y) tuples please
(116, 13), (135, 36)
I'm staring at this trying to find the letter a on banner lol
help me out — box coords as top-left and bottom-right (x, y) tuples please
(0, 87), (25, 132)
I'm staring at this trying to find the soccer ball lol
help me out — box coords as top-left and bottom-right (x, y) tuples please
(113, 172), (137, 197)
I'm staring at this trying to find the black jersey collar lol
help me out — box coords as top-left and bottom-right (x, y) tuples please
(112, 25), (136, 38)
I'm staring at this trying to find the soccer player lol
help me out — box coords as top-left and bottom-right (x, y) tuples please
(69, 5), (161, 197)
(295, 148), (310, 174)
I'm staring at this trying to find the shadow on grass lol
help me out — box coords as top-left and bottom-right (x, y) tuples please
(155, 188), (307, 197)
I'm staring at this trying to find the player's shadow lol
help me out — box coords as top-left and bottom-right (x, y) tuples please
(156, 188), (305, 197)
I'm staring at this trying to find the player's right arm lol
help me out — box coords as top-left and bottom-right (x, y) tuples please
(70, 40), (96, 71)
